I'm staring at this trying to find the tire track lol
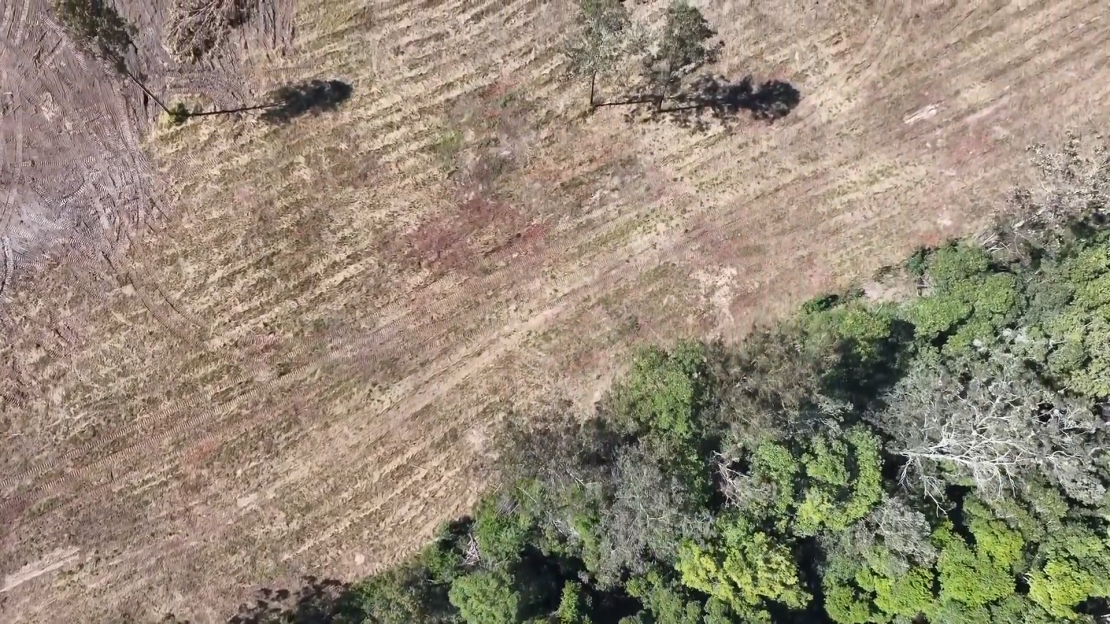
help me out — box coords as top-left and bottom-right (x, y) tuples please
(12, 0), (32, 45)
(838, 0), (898, 89)
(0, 236), (12, 299)
(0, 188), (653, 523)
(1, 0), (19, 41)
(0, 375), (282, 525)
(3, 387), (298, 536)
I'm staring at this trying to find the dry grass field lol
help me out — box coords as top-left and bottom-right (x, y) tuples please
(2, 0), (1109, 621)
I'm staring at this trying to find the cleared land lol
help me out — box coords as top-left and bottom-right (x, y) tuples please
(2, 0), (1109, 621)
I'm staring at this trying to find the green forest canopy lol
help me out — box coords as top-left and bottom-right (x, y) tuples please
(217, 137), (1110, 624)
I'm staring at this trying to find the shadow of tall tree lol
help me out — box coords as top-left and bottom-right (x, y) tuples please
(596, 74), (801, 131)
(223, 577), (364, 624)
(260, 80), (354, 124)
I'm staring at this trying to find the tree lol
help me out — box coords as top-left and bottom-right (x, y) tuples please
(793, 427), (883, 535)
(820, 496), (943, 624)
(605, 342), (714, 503)
(1000, 131), (1110, 255)
(556, 581), (591, 624)
(353, 565), (456, 624)
(449, 571), (521, 624)
(1034, 235), (1110, 399)
(932, 500), (1026, 609)
(717, 439), (798, 528)
(898, 243), (1023, 356)
(166, 0), (251, 62)
(709, 328), (838, 449)
(718, 427), (882, 536)
(675, 514), (809, 619)
(472, 496), (531, 569)
(566, 0), (719, 112)
(55, 1), (346, 125)
(593, 444), (712, 582)
(850, 496), (939, 570)
(625, 570), (734, 624)
(1026, 524), (1110, 620)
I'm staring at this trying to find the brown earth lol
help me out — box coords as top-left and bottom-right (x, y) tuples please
(2, 0), (1109, 621)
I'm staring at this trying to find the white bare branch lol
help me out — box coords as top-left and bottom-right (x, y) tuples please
(885, 356), (1105, 502)
(165, 0), (249, 62)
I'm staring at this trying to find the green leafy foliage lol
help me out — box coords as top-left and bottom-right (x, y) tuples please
(1037, 236), (1110, 398)
(625, 571), (716, 624)
(795, 427), (882, 535)
(860, 565), (934, 619)
(473, 498), (531, 568)
(556, 581), (590, 624)
(649, 0), (718, 86)
(565, 0), (637, 79)
(449, 571), (520, 624)
(676, 515), (809, 618)
(54, 0), (135, 69)
(352, 565), (454, 624)
(899, 243), (1023, 356)
(1027, 525), (1110, 620)
(566, 0), (722, 109)
(608, 342), (713, 501)
(933, 513), (1024, 608)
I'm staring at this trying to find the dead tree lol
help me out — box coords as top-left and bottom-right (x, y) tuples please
(166, 0), (251, 62)
(880, 356), (1105, 504)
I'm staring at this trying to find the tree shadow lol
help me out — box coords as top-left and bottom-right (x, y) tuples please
(594, 74), (801, 132)
(260, 80), (354, 124)
(653, 75), (801, 130)
(222, 577), (363, 624)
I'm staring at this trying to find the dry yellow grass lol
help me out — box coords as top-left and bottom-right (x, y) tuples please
(3, 0), (1110, 621)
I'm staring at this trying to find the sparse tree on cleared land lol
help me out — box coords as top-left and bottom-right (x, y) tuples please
(565, 0), (721, 109)
(643, 0), (719, 93)
(567, 0), (788, 127)
(564, 0), (641, 106)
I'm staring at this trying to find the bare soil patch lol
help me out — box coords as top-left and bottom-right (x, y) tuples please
(2, 0), (1110, 622)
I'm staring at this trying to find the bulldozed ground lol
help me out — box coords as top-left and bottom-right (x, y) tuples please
(2, 0), (1109, 621)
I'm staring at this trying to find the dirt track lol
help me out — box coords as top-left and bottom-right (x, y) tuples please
(2, 0), (1109, 622)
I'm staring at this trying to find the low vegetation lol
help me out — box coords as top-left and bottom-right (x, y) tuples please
(213, 138), (1110, 623)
